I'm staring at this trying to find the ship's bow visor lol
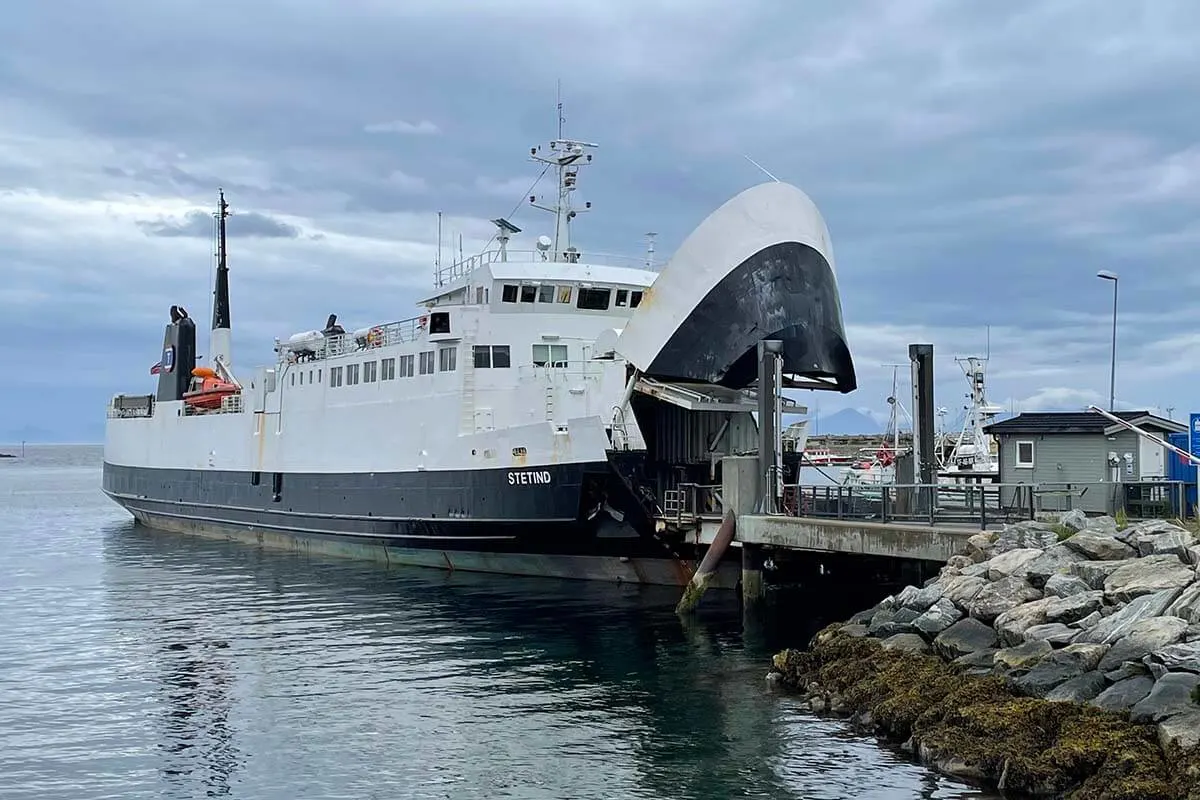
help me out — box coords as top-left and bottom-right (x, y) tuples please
(615, 182), (855, 393)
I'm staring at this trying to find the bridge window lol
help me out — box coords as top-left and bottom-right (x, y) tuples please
(399, 354), (415, 377)
(429, 312), (451, 334)
(363, 361), (378, 383)
(439, 347), (457, 372)
(576, 288), (611, 310)
(631, 290), (643, 308)
(419, 351), (435, 375)
(474, 345), (511, 368)
(538, 285), (555, 303)
(381, 358), (396, 381)
(556, 285), (572, 303)
(533, 344), (568, 367)
(615, 289), (629, 307)
(520, 285), (537, 303)
(501, 285), (518, 303)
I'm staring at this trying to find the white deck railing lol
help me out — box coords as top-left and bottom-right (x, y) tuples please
(277, 316), (425, 364)
(435, 249), (655, 286)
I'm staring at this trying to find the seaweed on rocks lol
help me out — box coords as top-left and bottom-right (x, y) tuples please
(772, 628), (1197, 798)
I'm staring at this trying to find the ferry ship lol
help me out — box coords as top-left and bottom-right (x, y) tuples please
(102, 122), (857, 586)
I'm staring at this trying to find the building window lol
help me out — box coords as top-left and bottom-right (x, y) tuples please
(502, 284), (519, 303)
(556, 285), (572, 303)
(399, 354), (415, 377)
(473, 345), (511, 368)
(330, 366), (343, 387)
(381, 358), (396, 380)
(346, 363), (360, 385)
(290, 373), (295, 386)
(363, 361), (378, 383)
(1015, 440), (1035, 468)
(299, 372), (304, 385)
(577, 287), (611, 310)
(419, 351), (435, 375)
(615, 289), (629, 307)
(631, 290), (643, 307)
(533, 343), (568, 367)
(439, 346), (457, 372)
(538, 284), (555, 303)
(520, 285), (537, 303)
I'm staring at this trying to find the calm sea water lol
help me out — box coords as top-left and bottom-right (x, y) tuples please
(0, 445), (995, 800)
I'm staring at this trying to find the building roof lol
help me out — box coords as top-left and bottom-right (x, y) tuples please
(984, 411), (1187, 436)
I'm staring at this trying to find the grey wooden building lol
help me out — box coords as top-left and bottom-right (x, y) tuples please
(983, 411), (1186, 515)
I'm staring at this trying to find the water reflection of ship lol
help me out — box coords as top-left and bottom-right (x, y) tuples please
(101, 522), (806, 799)
(157, 622), (239, 795)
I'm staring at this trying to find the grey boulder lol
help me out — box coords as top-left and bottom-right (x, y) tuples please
(1023, 544), (1086, 590)
(1044, 573), (1091, 598)
(1089, 675), (1155, 712)
(934, 618), (1000, 660)
(986, 548), (1044, 582)
(1045, 671), (1107, 703)
(1080, 590), (1182, 648)
(912, 597), (963, 638)
(1022, 622), (1078, 646)
(968, 576), (1042, 624)
(1096, 616), (1189, 672)
(1103, 555), (1195, 603)
(1144, 640), (1200, 674)
(1129, 672), (1200, 724)
(1063, 530), (1137, 561)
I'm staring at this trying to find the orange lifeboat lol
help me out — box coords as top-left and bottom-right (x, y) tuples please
(183, 373), (240, 410)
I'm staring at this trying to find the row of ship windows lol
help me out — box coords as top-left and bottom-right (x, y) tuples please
(286, 344), (570, 388)
(500, 283), (643, 310)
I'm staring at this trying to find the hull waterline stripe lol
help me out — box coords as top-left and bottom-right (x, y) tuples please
(104, 490), (574, 527)
(119, 499), (520, 541)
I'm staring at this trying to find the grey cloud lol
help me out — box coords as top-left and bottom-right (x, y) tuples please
(138, 210), (301, 239)
(4, 0), (1200, 433)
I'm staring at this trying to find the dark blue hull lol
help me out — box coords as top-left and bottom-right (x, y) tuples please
(101, 461), (727, 586)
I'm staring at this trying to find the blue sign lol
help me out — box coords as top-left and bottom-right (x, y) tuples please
(1189, 413), (1200, 458)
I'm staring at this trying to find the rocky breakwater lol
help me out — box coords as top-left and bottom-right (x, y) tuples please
(770, 510), (1200, 799)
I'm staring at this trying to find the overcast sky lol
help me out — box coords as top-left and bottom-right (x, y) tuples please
(3, 0), (1199, 441)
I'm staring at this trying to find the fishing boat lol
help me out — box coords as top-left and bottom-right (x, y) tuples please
(102, 114), (857, 585)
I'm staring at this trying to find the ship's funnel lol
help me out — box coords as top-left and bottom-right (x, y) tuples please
(616, 182), (856, 392)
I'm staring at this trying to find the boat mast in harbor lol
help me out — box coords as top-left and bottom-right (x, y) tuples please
(209, 189), (235, 382)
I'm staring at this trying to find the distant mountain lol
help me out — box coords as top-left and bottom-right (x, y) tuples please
(813, 408), (881, 436)
(1, 423), (102, 444)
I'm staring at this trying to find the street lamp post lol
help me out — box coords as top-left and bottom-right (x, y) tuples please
(1097, 271), (1118, 412)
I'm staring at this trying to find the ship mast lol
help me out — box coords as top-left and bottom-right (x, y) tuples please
(529, 100), (596, 263)
(210, 189), (235, 380)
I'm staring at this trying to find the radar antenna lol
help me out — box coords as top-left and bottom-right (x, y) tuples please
(528, 98), (595, 263)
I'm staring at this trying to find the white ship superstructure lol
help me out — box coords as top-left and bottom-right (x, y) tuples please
(103, 115), (858, 585)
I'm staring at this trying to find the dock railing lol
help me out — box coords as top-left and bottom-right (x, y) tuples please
(785, 480), (1191, 529)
